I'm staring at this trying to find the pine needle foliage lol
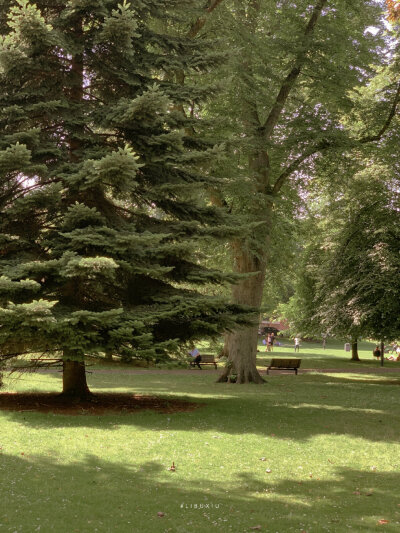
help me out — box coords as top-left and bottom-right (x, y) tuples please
(0, 0), (249, 367)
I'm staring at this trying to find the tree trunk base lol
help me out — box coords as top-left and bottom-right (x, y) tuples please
(58, 391), (94, 402)
(62, 359), (91, 400)
(351, 339), (360, 361)
(217, 365), (266, 384)
(218, 324), (266, 385)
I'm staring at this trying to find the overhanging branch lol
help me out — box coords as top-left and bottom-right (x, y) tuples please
(188, 0), (225, 38)
(272, 140), (330, 194)
(273, 78), (400, 194)
(359, 81), (400, 143)
(262, 0), (328, 140)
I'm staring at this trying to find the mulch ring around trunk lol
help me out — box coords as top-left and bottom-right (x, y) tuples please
(0, 392), (200, 415)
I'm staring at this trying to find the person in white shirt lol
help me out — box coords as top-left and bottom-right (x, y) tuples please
(294, 337), (300, 352)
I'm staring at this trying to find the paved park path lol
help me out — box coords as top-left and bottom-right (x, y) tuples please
(85, 366), (400, 375)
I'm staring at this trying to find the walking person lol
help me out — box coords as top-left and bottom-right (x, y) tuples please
(266, 334), (272, 352)
(270, 332), (275, 352)
(294, 336), (300, 353)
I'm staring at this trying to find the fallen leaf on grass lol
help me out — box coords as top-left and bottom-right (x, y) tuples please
(378, 519), (389, 524)
(157, 512), (165, 518)
(353, 491), (361, 495)
(250, 526), (262, 530)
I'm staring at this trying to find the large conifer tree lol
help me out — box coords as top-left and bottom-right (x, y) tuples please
(0, 0), (248, 398)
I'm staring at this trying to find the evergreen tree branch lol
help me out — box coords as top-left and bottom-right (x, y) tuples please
(262, 0), (328, 140)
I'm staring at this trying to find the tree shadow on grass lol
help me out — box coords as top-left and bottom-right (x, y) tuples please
(1, 452), (400, 532)
(1, 371), (400, 446)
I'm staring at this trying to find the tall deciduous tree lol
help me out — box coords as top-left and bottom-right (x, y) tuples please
(316, 191), (400, 347)
(197, 0), (400, 382)
(280, 153), (400, 360)
(0, 0), (250, 398)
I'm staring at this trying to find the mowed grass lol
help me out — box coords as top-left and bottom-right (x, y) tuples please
(1, 343), (400, 533)
(255, 337), (395, 369)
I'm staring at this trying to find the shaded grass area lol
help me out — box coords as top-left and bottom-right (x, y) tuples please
(1, 363), (400, 532)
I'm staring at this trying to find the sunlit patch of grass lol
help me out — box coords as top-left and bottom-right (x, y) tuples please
(2, 359), (400, 532)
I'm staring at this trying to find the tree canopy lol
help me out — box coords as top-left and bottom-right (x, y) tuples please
(1, 0), (400, 392)
(0, 0), (250, 397)
(192, 0), (400, 381)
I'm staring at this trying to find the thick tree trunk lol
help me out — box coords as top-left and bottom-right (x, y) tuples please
(351, 336), (359, 361)
(218, 324), (265, 383)
(62, 358), (91, 399)
(217, 241), (267, 384)
(59, 16), (91, 402)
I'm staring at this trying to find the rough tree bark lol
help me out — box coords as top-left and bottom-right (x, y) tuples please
(217, 239), (267, 383)
(62, 358), (91, 399)
(351, 336), (359, 361)
(217, 0), (328, 383)
(105, 349), (113, 362)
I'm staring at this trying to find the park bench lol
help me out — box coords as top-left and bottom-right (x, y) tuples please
(188, 353), (218, 369)
(266, 358), (301, 375)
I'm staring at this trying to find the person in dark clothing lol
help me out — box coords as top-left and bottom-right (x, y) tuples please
(189, 346), (202, 369)
(373, 346), (381, 359)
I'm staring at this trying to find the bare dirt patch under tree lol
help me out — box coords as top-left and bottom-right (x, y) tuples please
(0, 392), (199, 416)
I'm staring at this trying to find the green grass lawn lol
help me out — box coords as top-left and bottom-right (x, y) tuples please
(255, 337), (395, 370)
(1, 344), (400, 533)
